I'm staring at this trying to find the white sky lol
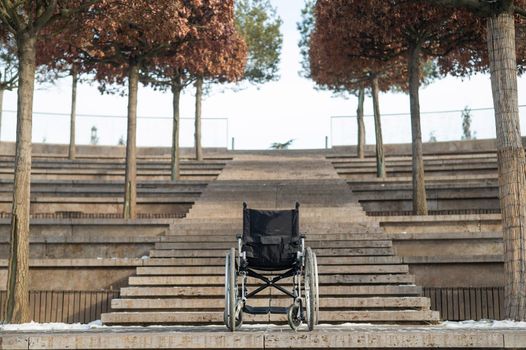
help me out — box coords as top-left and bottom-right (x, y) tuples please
(2, 0), (526, 150)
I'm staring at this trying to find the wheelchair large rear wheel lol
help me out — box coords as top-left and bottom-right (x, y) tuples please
(305, 247), (316, 331)
(312, 251), (320, 325)
(224, 247), (241, 331)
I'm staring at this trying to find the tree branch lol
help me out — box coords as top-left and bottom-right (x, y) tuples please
(421, 0), (526, 16)
(33, 0), (58, 32)
(0, 0), (22, 31)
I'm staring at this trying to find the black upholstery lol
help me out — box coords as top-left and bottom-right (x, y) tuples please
(242, 203), (301, 270)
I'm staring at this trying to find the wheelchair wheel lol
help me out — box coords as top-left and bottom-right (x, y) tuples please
(224, 247), (241, 331)
(305, 247), (316, 331)
(287, 301), (302, 331)
(312, 251), (320, 325)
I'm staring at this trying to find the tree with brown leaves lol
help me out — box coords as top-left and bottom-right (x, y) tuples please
(312, 0), (485, 215)
(421, 0), (526, 323)
(0, 0), (99, 324)
(76, 0), (244, 216)
(145, 17), (246, 177)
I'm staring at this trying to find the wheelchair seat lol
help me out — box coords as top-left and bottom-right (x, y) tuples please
(242, 204), (301, 270)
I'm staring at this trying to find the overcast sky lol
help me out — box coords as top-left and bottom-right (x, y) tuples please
(2, 1), (526, 150)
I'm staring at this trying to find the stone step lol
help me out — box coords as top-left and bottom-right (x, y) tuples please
(170, 221), (379, 229)
(187, 207), (366, 215)
(154, 240), (392, 250)
(169, 227), (383, 235)
(185, 214), (372, 222)
(121, 285), (422, 298)
(160, 233), (392, 243)
(128, 274), (415, 286)
(141, 256), (404, 266)
(149, 247), (395, 258)
(101, 310), (439, 325)
(120, 285), (421, 298)
(111, 296), (431, 310)
(136, 264), (409, 275)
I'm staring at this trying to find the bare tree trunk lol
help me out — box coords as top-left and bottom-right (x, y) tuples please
(195, 77), (203, 161)
(487, 11), (526, 321)
(356, 87), (365, 159)
(371, 78), (385, 178)
(68, 66), (78, 160)
(171, 75), (182, 181)
(408, 44), (428, 215)
(4, 34), (35, 324)
(123, 64), (138, 219)
(0, 88), (4, 141)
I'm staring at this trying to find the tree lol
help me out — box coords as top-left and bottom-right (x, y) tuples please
(0, 0), (98, 324)
(0, 33), (17, 140)
(145, 3), (247, 173)
(309, 2), (422, 178)
(188, 0), (280, 162)
(189, 18), (247, 161)
(76, 0), (244, 217)
(313, 0), (486, 215)
(298, 0), (367, 159)
(271, 139), (294, 150)
(36, 28), (93, 160)
(421, 0), (526, 322)
(143, 66), (193, 180)
(235, 0), (282, 85)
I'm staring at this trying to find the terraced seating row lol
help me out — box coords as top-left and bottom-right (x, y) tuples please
(328, 152), (502, 215)
(329, 153), (499, 179)
(0, 156), (229, 181)
(0, 179), (207, 217)
(376, 214), (504, 288)
(329, 143), (507, 320)
(0, 152), (231, 216)
(351, 181), (500, 216)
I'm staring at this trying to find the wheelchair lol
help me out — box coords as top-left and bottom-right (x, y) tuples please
(224, 202), (319, 331)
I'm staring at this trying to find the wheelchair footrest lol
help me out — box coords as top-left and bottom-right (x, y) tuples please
(243, 305), (288, 315)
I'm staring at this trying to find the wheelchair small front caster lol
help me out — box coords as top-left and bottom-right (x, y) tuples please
(287, 302), (302, 331)
(224, 308), (243, 331)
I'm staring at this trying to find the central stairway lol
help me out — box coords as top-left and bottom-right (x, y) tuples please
(102, 154), (439, 325)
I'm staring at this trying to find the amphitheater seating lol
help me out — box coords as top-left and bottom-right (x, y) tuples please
(328, 152), (501, 216)
(328, 146), (506, 321)
(0, 141), (509, 323)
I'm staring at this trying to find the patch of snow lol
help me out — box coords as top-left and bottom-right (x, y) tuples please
(0, 320), (104, 332)
(319, 323), (374, 328)
(141, 256), (150, 260)
(442, 320), (526, 329)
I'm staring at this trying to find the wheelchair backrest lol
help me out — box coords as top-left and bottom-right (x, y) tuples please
(241, 202), (301, 270)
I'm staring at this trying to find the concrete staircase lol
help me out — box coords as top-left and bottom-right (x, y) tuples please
(101, 154), (439, 325)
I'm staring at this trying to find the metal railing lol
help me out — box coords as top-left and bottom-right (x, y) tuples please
(0, 110), (229, 148)
(330, 106), (526, 147)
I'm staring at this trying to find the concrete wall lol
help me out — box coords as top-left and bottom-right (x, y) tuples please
(0, 142), (229, 158)
(333, 137), (526, 156)
(2, 137), (518, 158)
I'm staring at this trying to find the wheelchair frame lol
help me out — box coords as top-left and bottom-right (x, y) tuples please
(224, 203), (319, 331)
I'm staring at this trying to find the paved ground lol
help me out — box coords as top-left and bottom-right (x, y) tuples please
(2, 324), (526, 349)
